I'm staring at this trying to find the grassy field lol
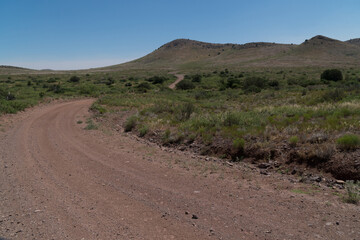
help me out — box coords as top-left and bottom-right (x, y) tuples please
(1, 66), (359, 180)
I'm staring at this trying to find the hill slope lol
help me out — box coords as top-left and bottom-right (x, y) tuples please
(346, 38), (360, 47)
(104, 35), (360, 71)
(0, 65), (33, 74)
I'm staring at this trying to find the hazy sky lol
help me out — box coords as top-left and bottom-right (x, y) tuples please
(0, 0), (359, 70)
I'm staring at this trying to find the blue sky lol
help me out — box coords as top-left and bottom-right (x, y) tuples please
(0, 0), (359, 70)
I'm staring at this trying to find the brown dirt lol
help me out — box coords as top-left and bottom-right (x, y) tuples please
(168, 73), (184, 89)
(0, 99), (359, 240)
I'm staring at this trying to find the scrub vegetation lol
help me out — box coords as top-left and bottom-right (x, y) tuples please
(1, 63), (359, 182)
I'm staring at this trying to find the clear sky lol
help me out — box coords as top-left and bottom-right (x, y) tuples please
(0, 0), (359, 70)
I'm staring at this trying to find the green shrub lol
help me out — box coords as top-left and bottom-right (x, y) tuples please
(175, 102), (195, 121)
(245, 85), (261, 93)
(232, 138), (245, 161)
(287, 78), (298, 86)
(223, 112), (239, 127)
(124, 115), (138, 132)
(243, 77), (268, 90)
(194, 90), (212, 100)
(47, 78), (57, 83)
(192, 74), (202, 83)
(90, 103), (107, 114)
(233, 138), (245, 151)
(226, 77), (241, 89)
(268, 80), (279, 87)
(0, 87), (7, 99)
(69, 75), (80, 83)
(136, 82), (152, 92)
(321, 89), (344, 102)
(146, 76), (167, 84)
(139, 125), (148, 137)
(162, 129), (171, 142)
(85, 119), (98, 130)
(336, 134), (360, 150)
(176, 80), (195, 90)
(79, 84), (98, 96)
(149, 101), (174, 114)
(48, 84), (64, 93)
(321, 69), (343, 81)
(289, 136), (299, 147)
(343, 180), (360, 204)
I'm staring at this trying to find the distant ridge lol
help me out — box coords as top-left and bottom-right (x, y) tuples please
(0, 65), (29, 70)
(104, 35), (360, 71)
(2, 35), (360, 73)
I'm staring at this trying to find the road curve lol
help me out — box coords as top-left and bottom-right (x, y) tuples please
(0, 99), (359, 239)
(168, 73), (184, 89)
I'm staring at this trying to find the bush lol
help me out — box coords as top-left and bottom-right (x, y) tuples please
(336, 134), (360, 151)
(69, 75), (80, 83)
(243, 77), (268, 93)
(343, 180), (360, 204)
(223, 112), (239, 126)
(0, 87), (7, 99)
(146, 76), (167, 84)
(85, 119), (98, 130)
(124, 115), (138, 132)
(287, 78), (298, 86)
(232, 138), (245, 161)
(48, 84), (64, 93)
(226, 77), (241, 89)
(139, 125), (148, 137)
(321, 89), (344, 102)
(175, 103), (195, 121)
(289, 136), (299, 147)
(106, 77), (115, 85)
(79, 84), (98, 96)
(194, 90), (212, 100)
(321, 69), (343, 81)
(233, 138), (245, 151)
(192, 74), (202, 83)
(245, 85), (261, 93)
(268, 80), (279, 87)
(90, 103), (107, 114)
(176, 80), (195, 90)
(136, 82), (152, 92)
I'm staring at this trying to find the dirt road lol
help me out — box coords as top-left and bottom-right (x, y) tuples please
(0, 99), (359, 239)
(168, 73), (184, 89)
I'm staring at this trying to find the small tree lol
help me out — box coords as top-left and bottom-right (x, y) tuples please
(321, 69), (343, 81)
(69, 75), (80, 83)
(192, 74), (202, 83)
(176, 80), (195, 90)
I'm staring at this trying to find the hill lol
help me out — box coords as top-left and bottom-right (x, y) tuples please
(103, 35), (360, 71)
(346, 38), (360, 47)
(2, 35), (360, 73)
(0, 65), (34, 74)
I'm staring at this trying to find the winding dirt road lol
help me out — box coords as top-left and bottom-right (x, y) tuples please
(0, 99), (359, 239)
(168, 73), (184, 89)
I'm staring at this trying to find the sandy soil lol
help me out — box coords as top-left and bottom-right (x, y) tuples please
(0, 99), (359, 240)
(168, 73), (184, 89)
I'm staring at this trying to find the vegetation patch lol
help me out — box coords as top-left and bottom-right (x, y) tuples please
(336, 134), (360, 151)
(343, 180), (360, 204)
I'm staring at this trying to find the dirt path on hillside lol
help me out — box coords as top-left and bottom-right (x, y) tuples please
(169, 73), (184, 89)
(0, 100), (359, 240)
